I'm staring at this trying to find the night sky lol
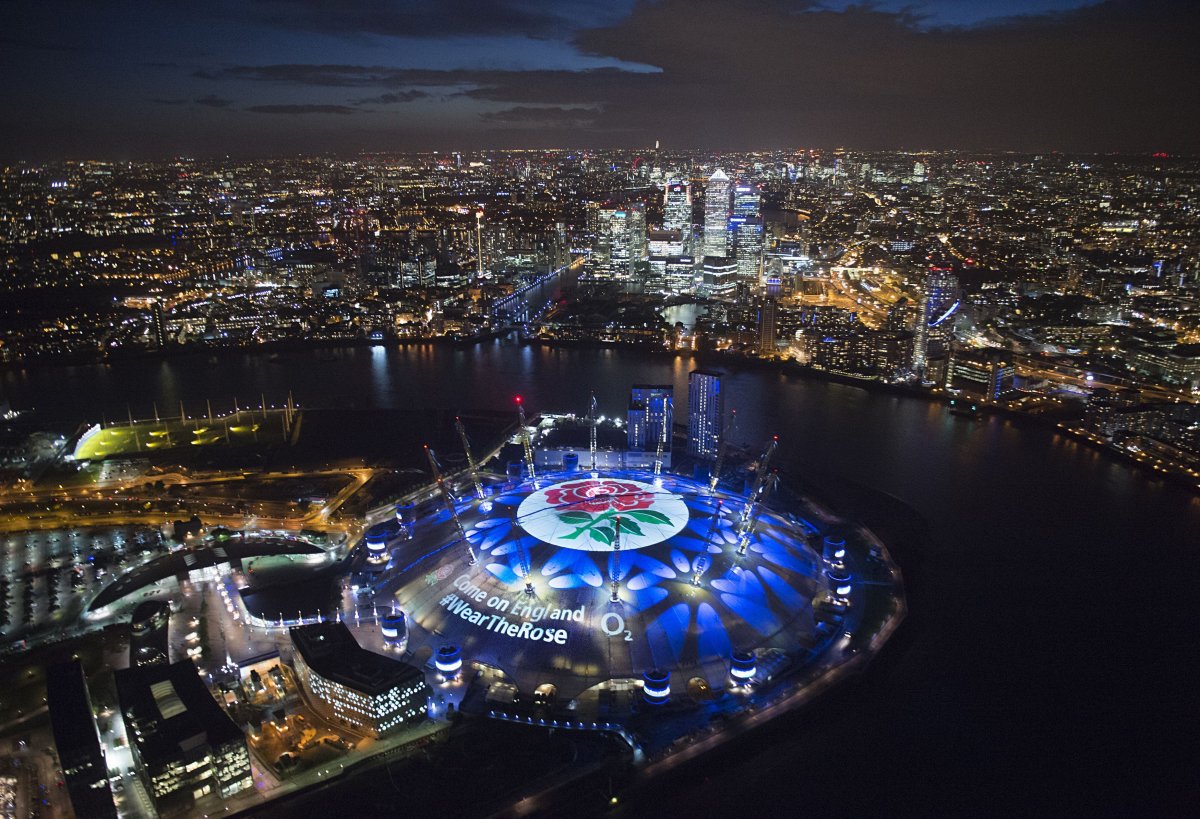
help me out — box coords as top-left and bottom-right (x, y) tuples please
(2, 0), (1197, 159)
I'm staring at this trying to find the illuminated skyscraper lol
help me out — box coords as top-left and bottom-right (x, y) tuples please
(733, 217), (764, 284)
(663, 180), (692, 233)
(687, 369), (723, 459)
(627, 385), (673, 452)
(702, 256), (737, 297)
(590, 203), (647, 280)
(923, 267), (960, 349)
(732, 183), (761, 219)
(703, 169), (731, 257)
(911, 268), (959, 376)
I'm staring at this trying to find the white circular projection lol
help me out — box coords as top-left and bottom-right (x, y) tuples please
(516, 477), (688, 552)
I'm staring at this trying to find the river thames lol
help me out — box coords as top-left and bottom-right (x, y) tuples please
(4, 341), (1199, 814)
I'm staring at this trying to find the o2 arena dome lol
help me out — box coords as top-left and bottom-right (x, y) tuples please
(373, 469), (840, 702)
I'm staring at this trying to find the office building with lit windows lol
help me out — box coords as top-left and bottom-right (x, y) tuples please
(114, 661), (252, 813)
(703, 169), (732, 257)
(944, 347), (1015, 400)
(627, 384), (674, 453)
(702, 256), (738, 297)
(687, 369), (723, 459)
(732, 183), (761, 219)
(923, 267), (961, 349)
(733, 217), (764, 284)
(290, 622), (430, 738)
(663, 180), (692, 233)
(589, 203), (647, 280)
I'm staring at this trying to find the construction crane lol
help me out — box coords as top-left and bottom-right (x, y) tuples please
(609, 515), (623, 603)
(425, 444), (476, 565)
(739, 436), (777, 528)
(455, 416), (486, 500)
(709, 408), (737, 493)
(588, 392), (598, 472)
(653, 407), (668, 476)
(734, 436), (779, 555)
(515, 395), (537, 480)
(736, 470), (778, 556)
(517, 538), (534, 596)
(697, 499), (725, 583)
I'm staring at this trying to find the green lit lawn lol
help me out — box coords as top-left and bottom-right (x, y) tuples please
(74, 413), (289, 460)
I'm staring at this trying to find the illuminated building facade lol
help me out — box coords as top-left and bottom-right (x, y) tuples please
(703, 169), (731, 257)
(115, 661), (252, 813)
(808, 330), (914, 379)
(734, 217), (764, 284)
(589, 203), (647, 280)
(290, 622), (430, 738)
(944, 347), (1015, 400)
(923, 267), (961, 350)
(702, 256), (737, 297)
(663, 180), (692, 233)
(732, 183), (761, 219)
(627, 384), (674, 452)
(688, 369), (723, 459)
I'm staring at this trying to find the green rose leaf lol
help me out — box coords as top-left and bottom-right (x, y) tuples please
(628, 509), (673, 526)
(590, 526), (615, 545)
(616, 518), (644, 537)
(558, 511), (592, 524)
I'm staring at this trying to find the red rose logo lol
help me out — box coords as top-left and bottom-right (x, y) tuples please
(525, 478), (682, 548)
(543, 480), (653, 513)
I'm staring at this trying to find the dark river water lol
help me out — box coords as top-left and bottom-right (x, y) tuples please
(4, 341), (1198, 814)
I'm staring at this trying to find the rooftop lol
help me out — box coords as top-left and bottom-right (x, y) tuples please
(115, 660), (243, 762)
(290, 621), (425, 696)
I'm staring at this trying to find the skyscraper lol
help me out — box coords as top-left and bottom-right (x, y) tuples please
(733, 217), (764, 284)
(923, 267), (961, 349)
(687, 369), (723, 459)
(702, 256), (738, 297)
(703, 169), (731, 257)
(627, 385), (673, 452)
(732, 183), (761, 219)
(590, 203), (647, 280)
(663, 180), (692, 233)
(758, 297), (777, 356)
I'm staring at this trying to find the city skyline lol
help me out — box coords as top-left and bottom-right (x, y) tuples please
(3, 0), (1199, 159)
(3, 4), (1200, 816)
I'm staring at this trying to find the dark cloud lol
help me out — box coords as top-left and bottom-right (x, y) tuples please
(351, 90), (429, 106)
(215, 64), (403, 87)
(4, 0), (1199, 157)
(218, 64), (646, 105)
(239, 0), (626, 39)
(244, 104), (359, 115)
(480, 106), (599, 127)
(563, 0), (1200, 150)
(190, 1), (1200, 150)
(194, 94), (234, 109)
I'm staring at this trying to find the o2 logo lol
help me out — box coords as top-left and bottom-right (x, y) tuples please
(600, 612), (632, 642)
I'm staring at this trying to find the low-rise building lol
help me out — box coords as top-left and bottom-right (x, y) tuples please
(290, 622), (430, 738)
(115, 660), (252, 813)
